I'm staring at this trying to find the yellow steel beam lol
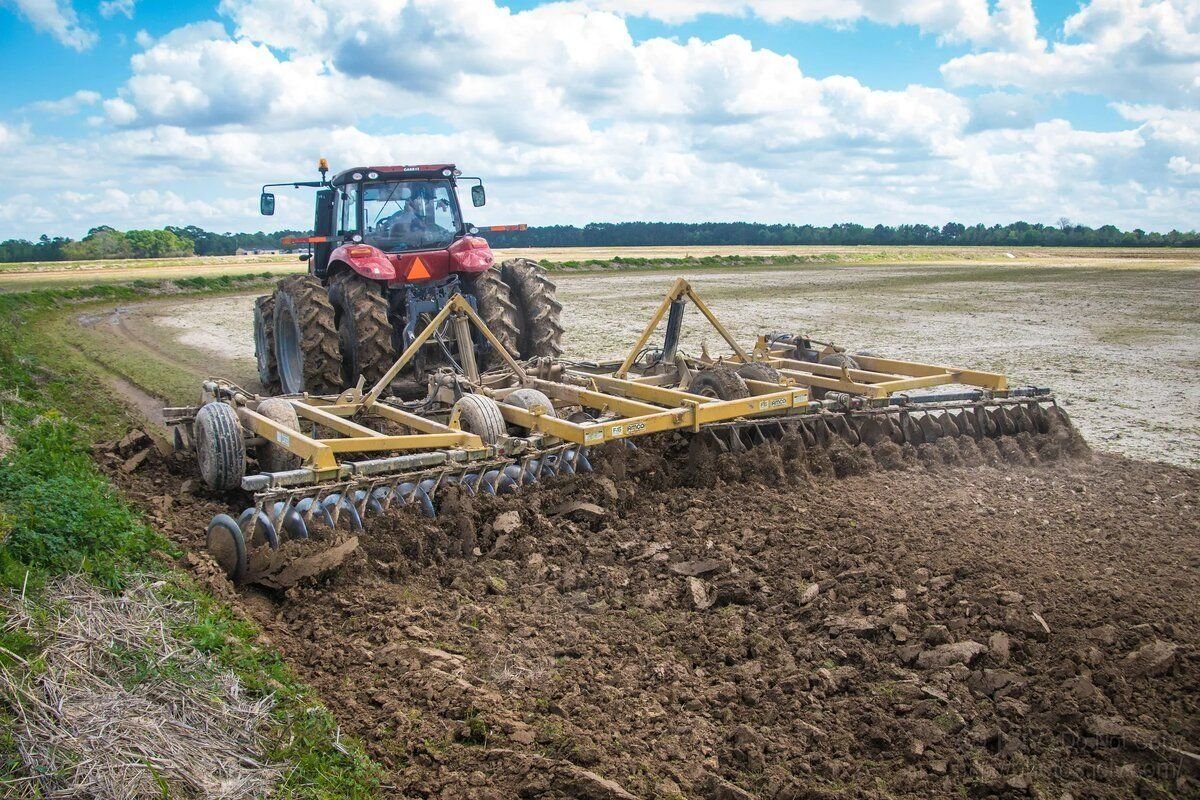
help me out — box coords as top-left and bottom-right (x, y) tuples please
(616, 277), (687, 378)
(853, 355), (1007, 390)
(584, 374), (710, 405)
(529, 378), (666, 417)
(238, 406), (338, 471)
(318, 433), (478, 453)
(291, 400), (386, 438)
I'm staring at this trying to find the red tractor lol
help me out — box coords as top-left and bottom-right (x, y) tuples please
(254, 159), (562, 397)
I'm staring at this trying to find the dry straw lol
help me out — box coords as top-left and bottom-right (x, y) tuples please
(0, 575), (282, 799)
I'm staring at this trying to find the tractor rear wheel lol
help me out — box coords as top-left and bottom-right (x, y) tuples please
(273, 275), (341, 395)
(463, 268), (519, 370)
(329, 272), (395, 390)
(500, 258), (564, 360)
(253, 294), (279, 392)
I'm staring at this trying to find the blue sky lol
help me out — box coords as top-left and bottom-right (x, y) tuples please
(0, 0), (1196, 239)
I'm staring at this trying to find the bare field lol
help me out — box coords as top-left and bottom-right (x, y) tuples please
(5, 245), (1198, 291)
(69, 252), (1200, 467)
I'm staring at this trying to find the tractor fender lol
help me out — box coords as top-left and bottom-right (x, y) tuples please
(329, 243), (397, 281)
(448, 236), (495, 274)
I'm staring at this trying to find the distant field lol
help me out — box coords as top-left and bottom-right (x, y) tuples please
(2, 246), (1197, 291)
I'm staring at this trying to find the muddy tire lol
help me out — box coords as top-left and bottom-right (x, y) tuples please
(453, 394), (506, 445)
(273, 275), (341, 395)
(811, 353), (860, 400)
(464, 268), (519, 369)
(500, 258), (564, 360)
(329, 272), (395, 390)
(195, 402), (246, 491)
(255, 398), (302, 474)
(504, 388), (558, 417)
(737, 362), (781, 384)
(690, 366), (750, 401)
(253, 294), (279, 392)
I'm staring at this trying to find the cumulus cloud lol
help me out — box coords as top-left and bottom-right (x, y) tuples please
(942, 0), (1200, 106)
(3, 0), (1197, 238)
(578, 0), (1041, 48)
(1, 0), (97, 50)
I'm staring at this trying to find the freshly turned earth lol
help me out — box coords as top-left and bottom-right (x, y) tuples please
(106, 429), (1200, 799)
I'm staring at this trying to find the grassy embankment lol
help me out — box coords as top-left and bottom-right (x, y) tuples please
(0, 275), (385, 797)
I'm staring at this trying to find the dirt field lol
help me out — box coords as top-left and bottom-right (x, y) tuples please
(78, 252), (1200, 466)
(105, 425), (1199, 799)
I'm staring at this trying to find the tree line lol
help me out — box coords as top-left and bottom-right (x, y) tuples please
(2, 220), (1196, 263)
(482, 220), (1200, 248)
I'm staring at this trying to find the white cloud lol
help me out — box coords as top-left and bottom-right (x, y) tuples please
(99, 0), (136, 19)
(576, 0), (1040, 48)
(1, 0), (97, 50)
(26, 89), (101, 115)
(942, 0), (1200, 105)
(2, 0), (1197, 239)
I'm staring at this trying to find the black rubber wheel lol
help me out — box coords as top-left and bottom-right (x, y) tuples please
(736, 362), (781, 384)
(253, 294), (279, 392)
(207, 514), (247, 582)
(503, 388), (558, 419)
(453, 394), (507, 445)
(255, 397), (302, 474)
(499, 258), (564, 360)
(810, 353), (860, 400)
(194, 402), (246, 491)
(463, 268), (519, 369)
(690, 366), (750, 401)
(820, 353), (860, 370)
(329, 272), (395, 390)
(273, 275), (341, 395)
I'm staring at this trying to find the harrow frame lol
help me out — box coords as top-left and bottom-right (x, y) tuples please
(167, 277), (1056, 584)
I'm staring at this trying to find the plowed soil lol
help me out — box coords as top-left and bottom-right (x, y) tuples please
(102, 426), (1200, 799)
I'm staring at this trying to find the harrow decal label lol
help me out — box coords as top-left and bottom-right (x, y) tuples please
(625, 422), (648, 435)
(585, 431), (605, 443)
(610, 425), (623, 436)
(758, 398), (790, 411)
(276, 432), (291, 447)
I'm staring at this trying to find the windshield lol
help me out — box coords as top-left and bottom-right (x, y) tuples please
(359, 179), (461, 252)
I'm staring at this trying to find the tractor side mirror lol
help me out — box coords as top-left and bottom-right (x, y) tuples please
(259, 192), (275, 216)
(471, 184), (486, 207)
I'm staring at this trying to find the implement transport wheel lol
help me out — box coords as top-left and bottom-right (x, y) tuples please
(811, 352), (860, 400)
(453, 394), (507, 445)
(273, 275), (341, 395)
(691, 366), (751, 401)
(195, 402), (246, 491)
(500, 258), (564, 360)
(329, 272), (395, 389)
(504, 388), (558, 417)
(737, 362), (781, 383)
(255, 398), (302, 473)
(253, 294), (279, 392)
(463, 268), (520, 369)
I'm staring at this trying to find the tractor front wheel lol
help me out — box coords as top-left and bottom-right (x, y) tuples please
(273, 275), (341, 395)
(329, 272), (395, 390)
(500, 258), (564, 360)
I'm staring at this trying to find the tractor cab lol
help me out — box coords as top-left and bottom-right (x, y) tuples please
(329, 165), (480, 255)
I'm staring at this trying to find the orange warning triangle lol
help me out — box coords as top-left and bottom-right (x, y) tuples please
(408, 256), (431, 280)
